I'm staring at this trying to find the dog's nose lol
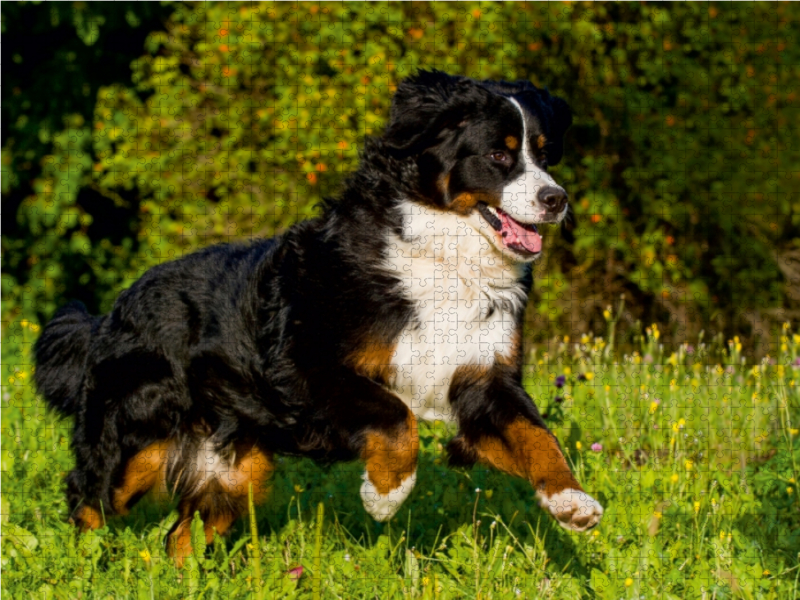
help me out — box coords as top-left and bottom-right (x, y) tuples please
(537, 186), (568, 213)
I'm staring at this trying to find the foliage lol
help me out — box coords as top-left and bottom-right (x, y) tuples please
(2, 2), (800, 350)
(3, 318), (800, 598)
(2, 0), (174, 319)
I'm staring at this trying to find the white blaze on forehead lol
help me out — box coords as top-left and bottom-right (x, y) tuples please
(502, 98), (560, 223)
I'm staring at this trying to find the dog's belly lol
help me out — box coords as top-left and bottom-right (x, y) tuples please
(388, 300), (517, 422)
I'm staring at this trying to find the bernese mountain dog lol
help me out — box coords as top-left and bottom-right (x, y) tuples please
(35, 70), (603, 565)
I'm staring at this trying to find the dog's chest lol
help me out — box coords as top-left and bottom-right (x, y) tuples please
(383, 209), (526, 422)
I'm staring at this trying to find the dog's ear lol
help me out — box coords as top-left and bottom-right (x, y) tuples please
(543, 95), (572, 167)
(384, 70), (485, 155)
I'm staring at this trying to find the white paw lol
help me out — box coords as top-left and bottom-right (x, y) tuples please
(538, 488), (603, 532)
(360, 471), (417, 522)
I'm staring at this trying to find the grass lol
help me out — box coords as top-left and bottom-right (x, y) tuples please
(2, 315), (800, 599)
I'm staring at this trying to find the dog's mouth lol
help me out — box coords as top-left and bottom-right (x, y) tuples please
(477, 203), (542, 256)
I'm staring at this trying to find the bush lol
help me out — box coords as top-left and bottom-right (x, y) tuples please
(4, 2), (799, 351)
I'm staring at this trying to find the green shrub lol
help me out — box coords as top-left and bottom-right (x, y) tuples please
(4, 2), (799, 351)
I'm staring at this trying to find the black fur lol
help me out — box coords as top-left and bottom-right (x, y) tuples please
(35, 70), (574, 534)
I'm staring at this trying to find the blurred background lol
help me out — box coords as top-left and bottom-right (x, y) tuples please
(3, 1), (799, 355)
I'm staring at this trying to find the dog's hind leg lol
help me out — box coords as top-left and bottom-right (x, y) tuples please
(166, 443), (273, 567)
(111, 441), (172, 514)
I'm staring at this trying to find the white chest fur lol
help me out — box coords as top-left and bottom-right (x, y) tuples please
(383, 202), (527, 422)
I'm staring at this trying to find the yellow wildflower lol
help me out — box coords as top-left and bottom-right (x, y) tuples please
(685, 460), (694, 471)
(670, 474), (679, 484)
(693, 501), (700, 513)
(625, 578), (634, 587)
(576, 441), (582, 451)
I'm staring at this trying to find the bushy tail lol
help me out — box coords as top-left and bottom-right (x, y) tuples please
(34, 301), (98, 416)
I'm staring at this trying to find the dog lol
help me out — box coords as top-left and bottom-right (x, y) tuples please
(35, 70), (603, 565)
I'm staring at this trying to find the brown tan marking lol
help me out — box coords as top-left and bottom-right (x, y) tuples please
(450, 191), (501, 214)
(167, 444), (273, 567)
(472, 418), (581, 497)
(505, 135), (519, 150)
(363, 411), (419, 494)
(439, 173), (451, 199)
(536, 134), (547, 150)
(73, 505), (104, 531)
(349, 338), (397, 385)
(112, 441), (171, 514)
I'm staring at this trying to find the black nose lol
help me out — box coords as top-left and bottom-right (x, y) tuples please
(537, 186), (568, 213)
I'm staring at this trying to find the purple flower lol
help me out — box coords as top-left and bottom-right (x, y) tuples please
(591, 443), (603, 452)
(555, 375), (566, 389)
(577, 373), (587, 382)
(554, 396), (564, 403)
(793, 357), (800, 367)
(685, 345), (695, 355)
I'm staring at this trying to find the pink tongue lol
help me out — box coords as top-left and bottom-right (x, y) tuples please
(498, 211), (542, 253)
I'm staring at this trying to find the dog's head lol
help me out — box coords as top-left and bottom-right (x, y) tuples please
(384, 70), (573, 262)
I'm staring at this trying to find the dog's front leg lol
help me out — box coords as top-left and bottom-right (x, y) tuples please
(446, 365), (603, 531)
(313, 369), (419, 522)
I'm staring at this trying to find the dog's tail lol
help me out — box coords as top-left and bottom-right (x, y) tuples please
(34, 301), (98, 416)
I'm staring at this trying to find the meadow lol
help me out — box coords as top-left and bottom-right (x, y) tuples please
(2, 312), (799, 599)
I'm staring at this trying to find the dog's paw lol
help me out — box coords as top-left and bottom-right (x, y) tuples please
(538, 488), (603, 532)
(360, 470), (417, 522)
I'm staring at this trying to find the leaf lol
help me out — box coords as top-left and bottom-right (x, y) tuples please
(190, 510), (207, 560)
(3, 522), (38, 556)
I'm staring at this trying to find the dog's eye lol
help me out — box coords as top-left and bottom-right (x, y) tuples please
(490, 152), (508, 163)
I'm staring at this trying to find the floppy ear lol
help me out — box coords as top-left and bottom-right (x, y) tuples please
(544, 95), (573, 167)
(384, 70), (485, 155)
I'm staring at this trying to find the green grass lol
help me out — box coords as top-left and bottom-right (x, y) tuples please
(3, 317), (800, 599)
